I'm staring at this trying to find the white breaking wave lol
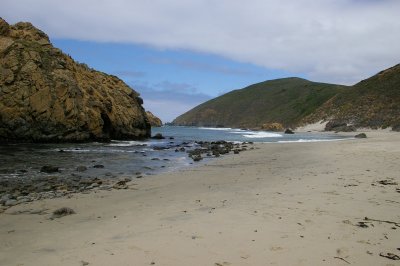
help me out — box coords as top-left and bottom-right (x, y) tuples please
(108, 140), (147, 147)
(243, 132), (283, 138)
(277, 138), (350, 143)
(199, 127), (233, 131)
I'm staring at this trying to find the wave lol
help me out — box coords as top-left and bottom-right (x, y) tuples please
(108, 140), (147, 147)
(198, 127), (233, 131)
(243, 132), (283, 138)
(277, 138), (350, 143)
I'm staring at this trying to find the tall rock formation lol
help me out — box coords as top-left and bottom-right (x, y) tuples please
(0, 18), (151, 142)
(146, 111), (162, 127)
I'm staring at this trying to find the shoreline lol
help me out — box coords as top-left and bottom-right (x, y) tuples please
(1, 131), (399, 265)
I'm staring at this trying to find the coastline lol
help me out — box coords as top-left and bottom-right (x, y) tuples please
(1, 130), (399, 265)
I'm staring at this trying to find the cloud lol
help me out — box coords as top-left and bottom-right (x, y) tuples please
(2, 0), (400, 84)
(132, 81), (212, 122)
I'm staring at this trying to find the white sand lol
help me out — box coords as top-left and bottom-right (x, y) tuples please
(1, 131), (400, 266)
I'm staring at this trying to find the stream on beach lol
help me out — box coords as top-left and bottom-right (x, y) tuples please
(0, 126), (351, 204)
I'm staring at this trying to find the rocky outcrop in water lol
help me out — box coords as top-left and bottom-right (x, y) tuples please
(0, 18), (151, 142)
(146, 111), (162, 127)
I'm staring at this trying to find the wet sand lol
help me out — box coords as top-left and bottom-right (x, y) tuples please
(1, 130), (399, 265)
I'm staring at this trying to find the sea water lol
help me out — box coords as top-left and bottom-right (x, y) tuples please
(0, 126), (351, 181)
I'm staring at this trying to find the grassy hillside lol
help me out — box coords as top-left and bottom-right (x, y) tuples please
(172, 78), (347, 128)
(304, 64), (400, 128)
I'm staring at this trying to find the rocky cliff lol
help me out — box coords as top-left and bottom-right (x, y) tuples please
(146, 111), (162, 127)
(303, 64), (400, 129)
(0, 18), (151, 142)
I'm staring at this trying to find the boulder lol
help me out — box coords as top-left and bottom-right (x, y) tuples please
(40, 165), (59, 173)
(151, 133), (165, 139)
(284, 128), (295, 134)
(355, 133), (367, 138)
(0, 18), (150, 143)
(325, 120), (356, 132)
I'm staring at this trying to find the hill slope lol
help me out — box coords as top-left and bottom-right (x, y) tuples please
(0, 18), (152, 142)
(303, 64), (400, 129)
(172, 78), (347, 128)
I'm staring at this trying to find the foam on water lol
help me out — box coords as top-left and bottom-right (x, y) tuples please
(199, 127), (233, 131)
(243, 132), (283, 138)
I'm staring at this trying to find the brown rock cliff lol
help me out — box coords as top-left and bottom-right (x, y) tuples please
(0, 18), (151, 142)
(146, 111), (162, 127)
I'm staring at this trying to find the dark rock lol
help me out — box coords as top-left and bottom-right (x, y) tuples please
(153, 146), (168, 150)
(234, 149), (240, 154)
(151, 133), (165, 139)
(76, 166), (87, 172)
(40, 165), (59, 173)
(355, 133), (367, 138)
(113, 180), (128, 189)
(93, 164), (104, 168)
(192, 155), (202, 162)
(325, 120), (347, 131)
(325, 120), (356, 132)
(52, 207), (75, 218)
(392, 125), (400, 132)
(284, 128), (295, 134)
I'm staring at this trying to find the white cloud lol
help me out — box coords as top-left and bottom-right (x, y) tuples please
(2, 0), (400, 84)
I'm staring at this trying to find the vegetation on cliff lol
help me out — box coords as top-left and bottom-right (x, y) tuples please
(172, 78), (346, 128)
(173, 64), (400, 130)
(0, 18), (153, 142)
(303, 64), (400, 129)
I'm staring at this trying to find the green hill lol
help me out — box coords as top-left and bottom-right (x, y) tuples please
(304, 64), (400, 129)
(172, 77), (347, 128)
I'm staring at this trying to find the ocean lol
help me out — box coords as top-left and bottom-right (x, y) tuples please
(0, 126), (351, 182)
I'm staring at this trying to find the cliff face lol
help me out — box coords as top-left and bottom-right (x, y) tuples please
(146, 111), (162, 127)
(303, 64), (400, 129)
(0, 18), (151, 142)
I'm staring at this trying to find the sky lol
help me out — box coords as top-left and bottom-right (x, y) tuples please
(2, 0), (400, 122)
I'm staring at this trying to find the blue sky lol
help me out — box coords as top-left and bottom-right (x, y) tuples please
(52, 39), (297, 122)
(2, 0), (400, 122)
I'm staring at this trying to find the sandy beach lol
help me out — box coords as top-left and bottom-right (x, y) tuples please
(1, 131), (399, 266)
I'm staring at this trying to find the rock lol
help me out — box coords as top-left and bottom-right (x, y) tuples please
(192, 155), (202, 162)
(146, 111), (162, 127)
(355, 133), (367, 138)
(113, 180), (128, 189)
(0, 18), (150, 143)
(0, 194), (12, 204)
(392, 125), (400, 132)
(261, 122), (284, 131)
(325, 120), (356, 132)
(4, 199), (17, 206)
(51, 207), (75, 218)
(93, 164), (104, 168)
(284, 128), (295, 134)
(40, 165), (59, 173)
(76, 166), (87, 172)
(151, 133), (165, 139)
